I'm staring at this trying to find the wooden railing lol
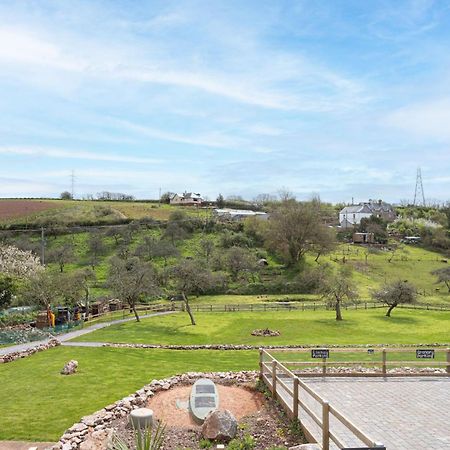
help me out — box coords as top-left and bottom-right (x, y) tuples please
(268, 347), (450, 377)
(260, 349), (386, 449)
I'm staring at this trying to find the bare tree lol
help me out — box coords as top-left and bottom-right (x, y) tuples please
(47, 243), (75, 273)
(21, 271), (58, 310)
(107, 257), (159, 322)
(319, 266), (356, 321)
(431, 267), (450, 292)
(87, 231), (106, 270)
(371, 280), (417, 317)
(197, 238), (215, 264)
(171, 260), (215, 325)
(225, 246), (259, 281)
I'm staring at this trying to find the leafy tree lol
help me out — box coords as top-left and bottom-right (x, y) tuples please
(371, 280), (417, 317)
(319, 266), (356, 321)
(107, 257), (159, 322)
(160, 191), (175, 204)
(431, 267), (450, 292)
(0, 276), (15, 310)
(358, 216), (388, 244)
(216, 193), (225, 208)
(171, 260), (215, 325)
(60, 191), (73, 200)
(21, 271), (58, 310)
(264, 201), (329, 265)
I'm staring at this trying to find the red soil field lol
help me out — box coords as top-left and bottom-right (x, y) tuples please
(0, 200), (60, 220)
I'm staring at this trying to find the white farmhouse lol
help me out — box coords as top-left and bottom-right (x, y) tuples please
(339, 200), (396, 228)
(170, 192), (203, 206)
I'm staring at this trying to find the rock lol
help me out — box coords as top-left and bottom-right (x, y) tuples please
(61, 360), (78, 375)
(70, 423), (88, 433)
(289, 445), (320, 450)
(61, 443), (72, 450)
(202, 409), (237, 442)
(79, 429), (112, 450)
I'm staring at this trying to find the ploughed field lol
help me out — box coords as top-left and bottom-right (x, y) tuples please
(0, 200), (60, 220)
(71, 309), (450, 346)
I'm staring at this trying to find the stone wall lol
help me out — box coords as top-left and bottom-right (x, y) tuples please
(54, 371), (258, 450)
(0, 338), (60, 364)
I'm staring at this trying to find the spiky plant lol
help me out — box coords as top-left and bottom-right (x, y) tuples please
(109, 423), (166, 450)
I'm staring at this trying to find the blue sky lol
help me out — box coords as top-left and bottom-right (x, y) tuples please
(1, 0), (450, 203)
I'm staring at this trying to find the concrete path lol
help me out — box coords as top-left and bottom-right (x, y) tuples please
(276, 376), (450, 449)
(0, 311), (175, 356)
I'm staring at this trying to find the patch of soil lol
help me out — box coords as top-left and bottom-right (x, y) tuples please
(251, 328), (280, 337)
(110, 382), (304, 449)
(0, 200), (59, 220)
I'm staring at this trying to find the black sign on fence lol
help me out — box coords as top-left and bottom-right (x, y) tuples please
(416, 349), (435, 359)
(311, 348), (329, 359)
(367, 348), (375, 354)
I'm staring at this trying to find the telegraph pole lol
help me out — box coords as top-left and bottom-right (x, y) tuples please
(40, 227), (45, 265)
(71, 170), (75, 199)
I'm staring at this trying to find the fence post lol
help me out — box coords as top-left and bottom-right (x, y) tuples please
(447, 348), (450, 375)
(322, 401), (330, 450)
(382, 348), (387, 375)
(259, 349), (264, 380)
(271, 360), (277, 395)
(322, 358), (327, 376)
(293, 377), (299, 420)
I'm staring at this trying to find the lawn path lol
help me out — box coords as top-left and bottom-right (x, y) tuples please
(0, 311), (176, 356)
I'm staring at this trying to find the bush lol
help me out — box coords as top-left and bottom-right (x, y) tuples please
(227, 435), (255, 450)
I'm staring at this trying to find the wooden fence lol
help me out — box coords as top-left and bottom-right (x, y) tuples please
(265, 347), (450, 378)
(260, 349), (386, 449)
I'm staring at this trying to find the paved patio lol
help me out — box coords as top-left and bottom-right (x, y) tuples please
(288, 376), (450, 449)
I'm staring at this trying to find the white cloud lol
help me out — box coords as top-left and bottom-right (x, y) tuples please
(384, 98), (450, 141)
(0, 146), (161, 164)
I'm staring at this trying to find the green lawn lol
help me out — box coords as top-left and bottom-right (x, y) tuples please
(0, 346), (256, 441)
(71, 309), (450, 346)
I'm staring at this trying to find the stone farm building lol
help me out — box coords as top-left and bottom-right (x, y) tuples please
(170, 192), (203, 206)
(213, 208), (269, 221)
(339, 200), (396, 228)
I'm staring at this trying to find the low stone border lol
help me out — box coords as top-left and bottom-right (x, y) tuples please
(103, 342), (450, 350)
(54, 371), (258, 450)
(0, 339), (60, 364)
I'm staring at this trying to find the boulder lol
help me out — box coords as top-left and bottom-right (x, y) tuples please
(61, 360), (78, 375)
(201, 409), (237, 442)
(79, 429), (112, 450)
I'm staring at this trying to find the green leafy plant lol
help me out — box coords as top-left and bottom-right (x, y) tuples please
(109, 423), (166, 450)
(227, 434), (255, 450)
(199, 438), (212, 449)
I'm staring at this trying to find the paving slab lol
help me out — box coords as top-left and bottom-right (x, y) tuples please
(280, 376), (450, 449)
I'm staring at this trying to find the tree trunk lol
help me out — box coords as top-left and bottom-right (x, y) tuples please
(315, 252), (321, 263)
(335, 299), (343, 321)
(182, 292), (196, 325)
(131, 302), (140, 322)
(386, 303), (396, 317)
(445, 281), (450, 293)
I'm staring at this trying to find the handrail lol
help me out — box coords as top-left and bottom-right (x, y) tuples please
(261, 349), (384, 449)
